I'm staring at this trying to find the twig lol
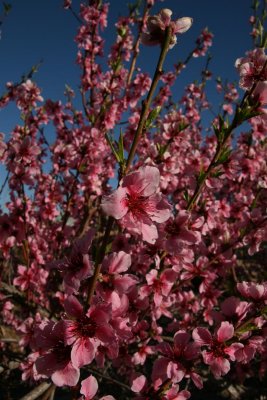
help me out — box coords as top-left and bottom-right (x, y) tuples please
(40, 384), (56, 400)
(19, 383), (51, 400)
(0, 171), (9, 196)
(125, 26), (172, 172)
(87, 216), (114, 303)
(126, 2), (150, 86)
(88, 367), (132, 392)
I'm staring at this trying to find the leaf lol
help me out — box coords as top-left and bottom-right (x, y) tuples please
(183, 189), (190, 202)
(216, 146), (231, 165)
(105, 133), (120, 163)
(236, 322), (258, 335)
(118, 129), (124, 161)
(145, 106), (161, 129)
(197, 168), (206, 184)
(3, 2), (12, 15)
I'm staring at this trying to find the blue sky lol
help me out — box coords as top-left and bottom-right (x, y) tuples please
(0, 0), (253, 110)
(0, 0), (257, 201)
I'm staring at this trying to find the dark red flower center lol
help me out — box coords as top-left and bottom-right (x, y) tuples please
(76, 316), (97, 338)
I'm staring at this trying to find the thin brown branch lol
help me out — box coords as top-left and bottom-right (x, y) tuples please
(19, 383), (51, 400)
(125, 26), (172, 173)
(126, 2), (150, 86)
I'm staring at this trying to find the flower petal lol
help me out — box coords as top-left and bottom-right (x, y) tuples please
(80, 375), (98, 399)
(71, 338), (95, 368)
(101, 187), (128, 219)
(216, 321), (234, 342)
(192, 327), (212, 346)
(122, 166), (160, 197)
(51, 361), (80, 387)
(173, 17), (193, 34)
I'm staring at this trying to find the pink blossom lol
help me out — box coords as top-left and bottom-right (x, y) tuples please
(101, 166), (172, 244)
(63, 0), (72, 9)
(237, 281), (267, 301)
(140, 268), (177, 306)
(63, 296), (115, 368)
(192, 28), (213, 57)
(252, 81), (267, 119)
(152, 331), (201, 389)
(162, 386), (191, 400)
(235, 48), (267, 90)
(162, 211), (199, 254)
(34, 320), (79, 387)
(193, 322), (243, 378)
(97, 251), (137, 316)
(47, 230), (94, 294)
(141, 9), (192, 49)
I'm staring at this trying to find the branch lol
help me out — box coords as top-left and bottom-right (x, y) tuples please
(125, 26), (172, 173)
(19, 383), (51, 400)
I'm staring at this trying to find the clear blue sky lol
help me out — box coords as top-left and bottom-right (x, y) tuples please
(0, 0), (253, 110)
(0, 0), (256, 202)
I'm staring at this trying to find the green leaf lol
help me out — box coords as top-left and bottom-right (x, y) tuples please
(183, 189), (190, 202)
(3, 2), (12, 15)
(211, 169), (223, 178)
(118, 129), (125, 161)
(236, 322), (258, 335)
(216, 146), (231, 165)
(105, 133), (120, 163)
(145, 106), (161, 129)
(197, 168), (206, 184)
(178, 122), (189, 132)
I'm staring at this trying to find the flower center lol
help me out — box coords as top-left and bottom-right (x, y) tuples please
(76, 316), (97, 338)
(126, 193), (147, 215)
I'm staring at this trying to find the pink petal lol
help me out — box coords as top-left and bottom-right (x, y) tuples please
(152, 357), (169, 385)
(80, 375), (98, 399)
(174, 331), (190, 349)
(190, 371), (203, 389)
(159, 9), (172, 25)
(122, 212), (158, 244)
(221, 296), (240, 317)
(192, 327), (212, 345)
(122, 166), (160, 197)
(210, 357), (230, 378)
(35, 353), (66, 377)
(166, 360), (185, 383)
(131, 374), (147, 393)
(249, 283), (265, 299)
(184, 342), (200, 360)
(73, 229), (94, 255)
(96, 324), (115, 344)
(107, 251), (131, 274)
(140, 220), (158, 244)
(71, 338), (95, 368)
(51, 361), (80, 387)
(113, 274), (138, 294)
(76, 254), (93, 280)
(146, 194), (172, 223)
(254, 81), (267, 105)
(173, 17), (193, 34)
(101, 187), (128, 219)
(64, 320), (78, 345)
(225, 343), (244, 361)
(64, 295), (83, 318)
(216, 321), (234, 342)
